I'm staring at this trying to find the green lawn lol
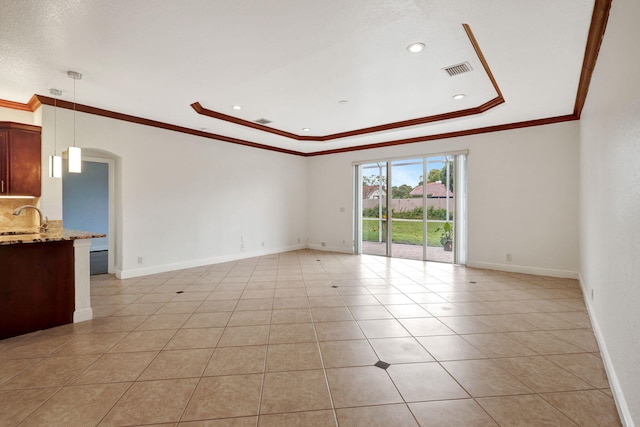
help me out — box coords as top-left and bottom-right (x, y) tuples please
(362, 219), (449, 246)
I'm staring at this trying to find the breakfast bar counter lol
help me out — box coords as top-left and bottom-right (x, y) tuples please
(0, 229), (105, 339)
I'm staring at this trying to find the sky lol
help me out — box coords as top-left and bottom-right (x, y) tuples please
(362, 155), (450, 188)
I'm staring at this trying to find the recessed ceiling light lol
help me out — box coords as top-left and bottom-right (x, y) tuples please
(407, 42), (425, 53)
(452, 94), (466, 100)
(339, 100), (348, 104)
(232, 105), (242, 110)
(302, 128), (311, 132)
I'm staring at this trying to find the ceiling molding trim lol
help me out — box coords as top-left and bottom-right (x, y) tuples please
(35, 95), (305, 157)
(0, 98), (33, 112)
(191, 23), (504, 142)
(305, 114), (579, 157)
(573, 0), (612, 118)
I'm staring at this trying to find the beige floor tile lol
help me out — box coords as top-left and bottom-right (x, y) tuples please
(269, 323), (317, 344)
(437, 316), (496, 334)
(369, 337), (434, 363)
(441, 359), (532, 397)
(314, 321), (365, 341)
(398, 317), (454, 336)
(196, 300), (238, 312)
(506, 331), (586, 355)
(385, 304), (431, 318)
(235, 298), (274, 311)
(165, 327), (224, 349)
(326, 366), (403, 408)
(1, 354), (99, 389)
(179, 416), (258, 426)
(495, 356), (591, 392)
(319, 340), (379, 368)
(218, 325), (270, 347)
(183, 312), (232, 328)
(136, 313), (191, 330)
(541, 390), (622, 426)
(474, 314), (538, 332)
(227, 310), (272, 326)
(241, 289), (275, 299)
(71, 351), (157, 384)
(340, 294), (380, 306)
(387, 362), (469, 401)
(182, 374), (262, 420)
(101, 378), (198, 425)
(272, 297), (309, 309)
(266, 342), (323, 372)
(109, 330), (176, 353)
(156, 301), (202, 315)
(114, 302), (164, 316)
(545, 353), (611, 388)
(20, 382), (130, 427)
(409, 399), (498, 427)
(273, 288), (307, 298)
(0, 358), (41, 384)
(308, 296), (345, 307)
(51, 332), (127, 356)
(514, 313), (576, 330)
(347, 305), (394, 320)
(259, 409), (336, 427)
(375, 294), (415, 305)
(311, 306), (354, 322)
(139, 348), (213, 380)
(336, 404), (417, 427)
(204, 345), (267, 376)
(0, 388), (58, 426)
(260, 369), (332, 414)
(548, 329), (600, 352)
(461, 333), (538, 358)
(417, 335), (486, 361)
(407, 292), (449, 304)
(357, 319), (411, 338)
(271, 308), (313, 324)
(477, 394), (577, 426)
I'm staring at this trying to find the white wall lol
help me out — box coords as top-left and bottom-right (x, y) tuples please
(34, 105), (307, 278)
(579, 0), (640, 423)
(307, 121), (580, 278)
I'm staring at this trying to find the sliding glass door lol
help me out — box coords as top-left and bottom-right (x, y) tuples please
(357, 152), (466, 264)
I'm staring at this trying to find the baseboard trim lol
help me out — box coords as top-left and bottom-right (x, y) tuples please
(73, 307), (93, 323)
(116, 244), (306, 279)
(465, 260), (578, 279)
(578, 274), (633, 426)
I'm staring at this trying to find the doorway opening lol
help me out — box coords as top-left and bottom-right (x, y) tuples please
(355, 152), (467, 264)
(63, 152), (117, 275)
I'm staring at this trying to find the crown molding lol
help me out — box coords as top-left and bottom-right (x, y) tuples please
(191, 23), (504, 141)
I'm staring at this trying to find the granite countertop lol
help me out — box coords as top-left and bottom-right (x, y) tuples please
(0, 229), (106, 246)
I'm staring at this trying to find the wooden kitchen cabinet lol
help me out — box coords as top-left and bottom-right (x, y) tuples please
(0, 122), (41, 197)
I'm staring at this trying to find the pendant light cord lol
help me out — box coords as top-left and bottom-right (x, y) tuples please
(53, 96), (57, 155)
(72, 77), (76, 148)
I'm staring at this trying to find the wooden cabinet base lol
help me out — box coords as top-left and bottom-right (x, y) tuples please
(0, 241), (75, 340)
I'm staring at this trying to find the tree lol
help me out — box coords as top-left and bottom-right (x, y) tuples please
(392, 184), (413, 199)
(427, 168), (442, 183)
(440, 161), (454, 192)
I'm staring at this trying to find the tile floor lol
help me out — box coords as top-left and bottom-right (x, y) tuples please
(0, 250), (621, 426)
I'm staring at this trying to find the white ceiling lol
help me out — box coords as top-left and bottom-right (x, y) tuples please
(0, 0), (595, 154)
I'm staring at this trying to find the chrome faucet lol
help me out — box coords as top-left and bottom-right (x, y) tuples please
(13, 205), (49, 233)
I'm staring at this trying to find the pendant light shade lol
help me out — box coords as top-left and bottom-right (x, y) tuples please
(49, 88), (63, 178)
(67, 70), (82, 174)
(68, 146), (82, 173)
(49, 154), (62, 178)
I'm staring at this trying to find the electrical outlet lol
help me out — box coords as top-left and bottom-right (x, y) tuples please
(297, 237), (301, 243)
(321, 241), (326, 247)
(506, 253), (512, 262)
(137, 256), (143, 264)
(261, 241), (265, 247)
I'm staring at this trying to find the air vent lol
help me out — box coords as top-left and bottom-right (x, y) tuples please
(443, 62), (473, 77)
(255, 118), (272, 125)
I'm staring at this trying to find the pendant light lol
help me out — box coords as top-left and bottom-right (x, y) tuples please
(67, 70), (82, 173)
(48, 88), (63, 178)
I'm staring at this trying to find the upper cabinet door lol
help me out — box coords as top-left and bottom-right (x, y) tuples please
(0, 122), (42, 197)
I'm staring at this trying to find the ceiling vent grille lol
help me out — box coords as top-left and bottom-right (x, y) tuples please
(255, 118), (272, 125)
(443, 62), (473, 76)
